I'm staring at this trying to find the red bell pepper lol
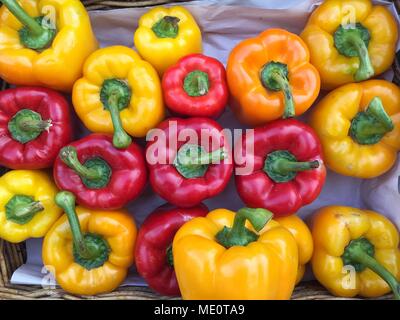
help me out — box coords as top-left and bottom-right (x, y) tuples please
(53, 133), (147, 210)
(162, 54), (228, 118)
(0, 87), (72, 169)
(135, 203), (208, 296)
(146, 117), (233, 207)
(235, 119), (326, 217)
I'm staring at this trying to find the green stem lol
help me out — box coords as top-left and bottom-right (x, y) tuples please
(215, 208), (273, 248)
(13, 201), (43, 217)
(351, 35), (374, 82)
(334, 23), (374, 82)
(343, 238), (400, 300)
(183, 70), (210, 97)
(166, 245), (174, 267)
(152, 16), (180, 38)
(59, 146), (101, 180)
(349, 97), (394, 145)
(55, 192), (94, 260)
(0, 0), (43, 35)
(17, 118), (51, 132)
(5, 194), (44, 225)
(108, 94), (132, 149)
(264, 150), (319, 183)
(59, 146), (112, 189)
(174, 144), (225, 179)
(100, 79), (132, 149)
(0, 0), (56, 50)
(8, 109), (51, 144)
(260, 61), (295, 118)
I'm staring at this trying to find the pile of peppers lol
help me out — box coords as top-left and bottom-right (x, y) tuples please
(0, 0), (399, 300)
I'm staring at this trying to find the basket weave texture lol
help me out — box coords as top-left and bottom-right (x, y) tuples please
(0, 0), (399, 300)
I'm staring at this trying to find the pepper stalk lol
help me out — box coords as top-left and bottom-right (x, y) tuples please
(216, 208), (273, 248)
(0, 0), (56, 50)
(342, 238), (400, 300)
(55, 191), (110, 270)
(100, 79), (132, 149)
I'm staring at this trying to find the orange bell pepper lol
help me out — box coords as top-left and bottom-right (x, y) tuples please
(226, 28), (320, 126)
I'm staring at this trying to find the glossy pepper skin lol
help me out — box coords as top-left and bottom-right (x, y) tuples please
(73, 46), (164, 149)
(173, 207), (298, 300)
(226, 28), (320, 126)
(43, 191), (136, 295)
(310, 80), (400, 179)
(0, 87), (72, 169)
(311, 206), (400, 299)
(162, 54), (228, 118)
(0, 0), (98, 92)
(53, 134), (147, 210)
(134, 6), (202, 75)
(146, 117), (233, 207)
(301, 0), (398, 90)
(276, 215), (313, 284)
(235, 119), (326, 217)
(0, 170), (61, 243)
(135, 203), (208, 296)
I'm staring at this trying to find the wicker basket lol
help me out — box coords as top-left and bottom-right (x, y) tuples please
(0, 0), (399, 300)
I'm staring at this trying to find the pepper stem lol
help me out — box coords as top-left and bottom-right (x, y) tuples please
(264, 150), (319, 183)
(100, 79), (132, 149)
(59, 146), (101, 180)
(5, 194), (44, 225)
(174, 144), (226, 179)
(349, 97), (394, 145)
(342, 238), (400, 300)
(59, 146), (112, 190)
(260, 61), (295, 118)
(216, 208), (273, 248)
(152, 16), (180, 38)
(55, 191), (110, 270)
(352, 35), (374, 82)
(166, 245), (174, 267)
(8, 109), (51, 144)
(0, 0), (56, 50)
(334, 23), (374, 82)
(183, 70), (210, 97)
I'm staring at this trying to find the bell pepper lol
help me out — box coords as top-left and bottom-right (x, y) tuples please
(43, 191), (136, 295)
(134, 6), (202, 75)
(53, 133), (147, 210)
(162, 53), (228, 118)
(235, 119), (326, 217)
(311, 206), (400, 299)
(310, 80), (400, 179)
(146, 117), (233, 207)
(0, 170), (61, 243)
(135, 203), (208, 296)
(226, 28), (320, 126)
(0, 87), (72, 169)
(0, 0), (98, 91)
(72, 46), (164, 149)
(276, 215), (313, 284)
(301, 0), (398, 90)
(173, 207), (298, 299)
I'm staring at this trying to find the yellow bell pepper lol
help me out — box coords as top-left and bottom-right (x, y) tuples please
(134, 6), (202, 75)
(276, 215), (313, 284)
(301, 0), (398, 89)
(73, 46), (164, 149)
(0, 170), (61, 243)
(311, 206), (400, 299)
(43, 191), (137, 295)
(0, 0), (98, 92)
(173, 207), (298, 300)
(310, 80), (400, 179)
